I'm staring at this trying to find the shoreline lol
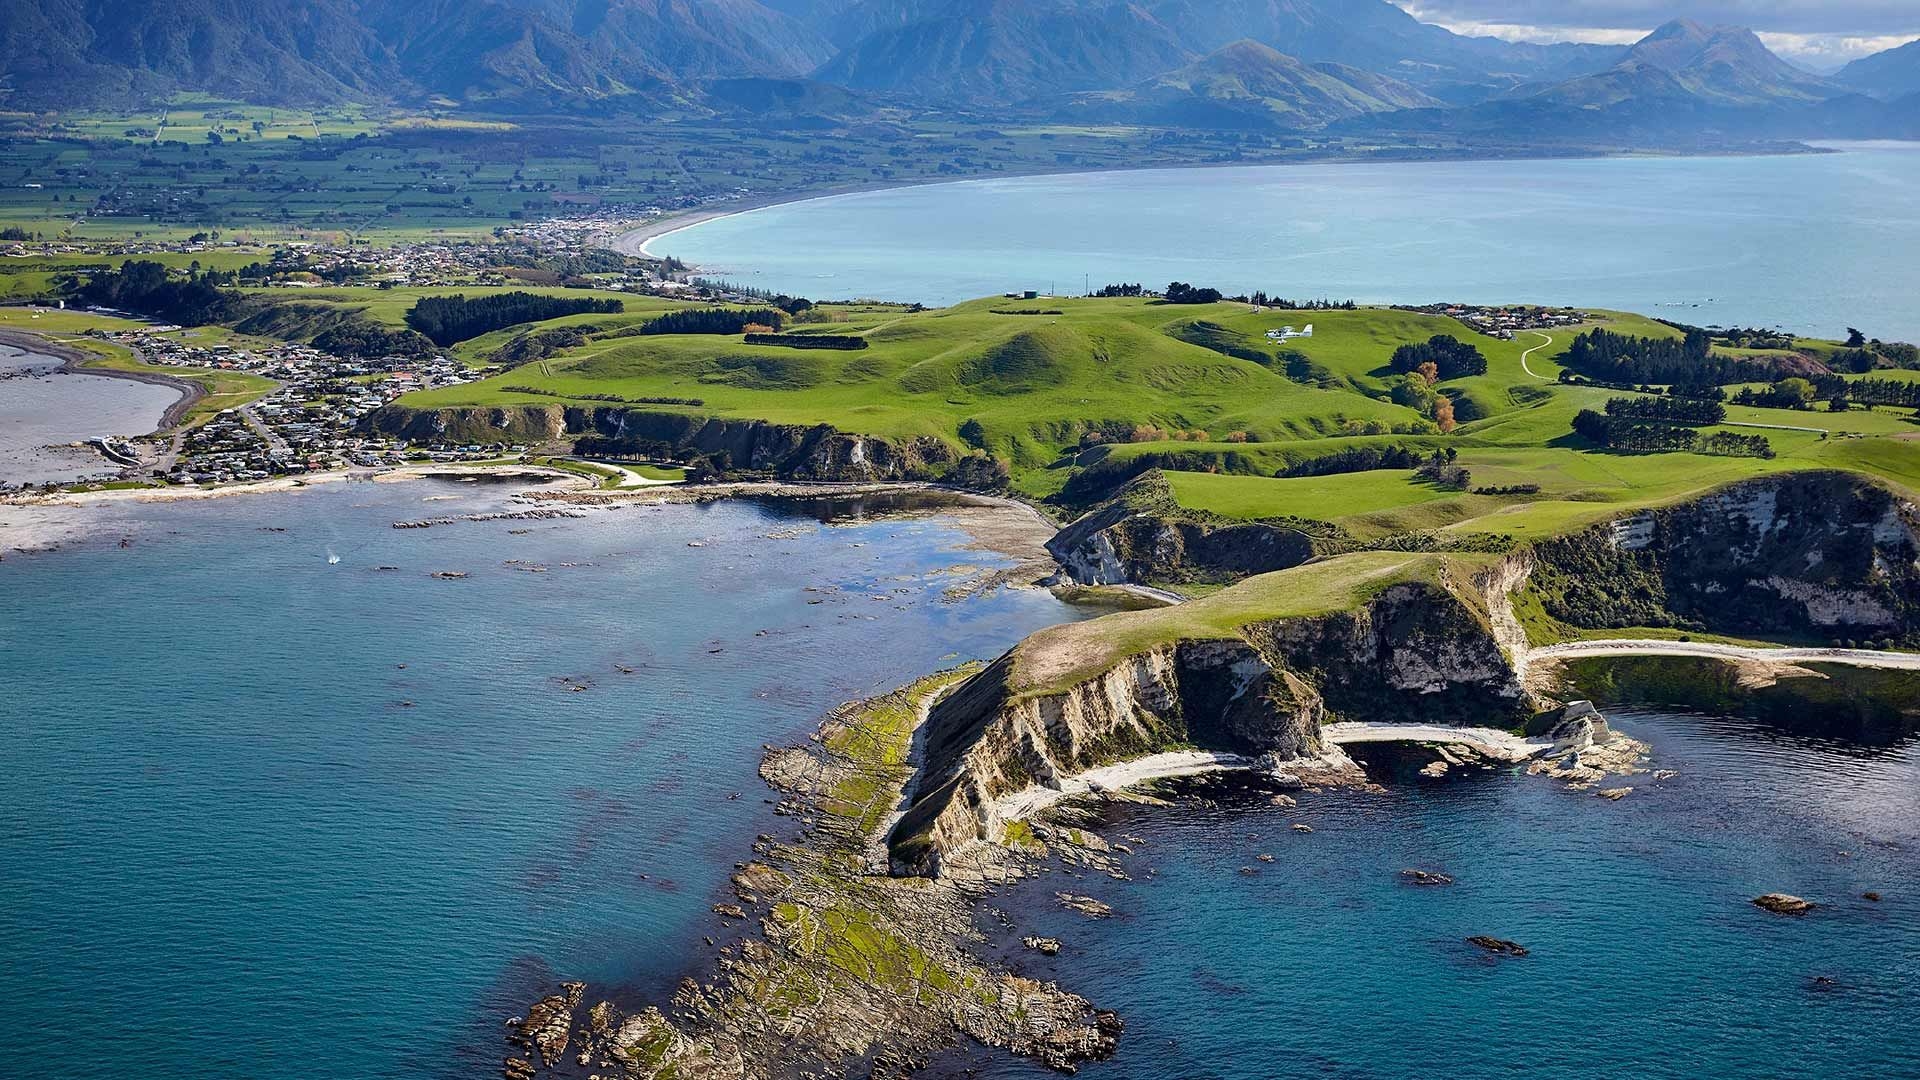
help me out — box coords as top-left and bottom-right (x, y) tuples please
(0, 463), (598, 555)
(0, 469), (1066, 575)
(0, 328), (201, 435)
(613, 142), (1834, 270)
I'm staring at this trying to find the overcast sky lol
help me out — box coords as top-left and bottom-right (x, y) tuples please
(1393, 1), (1920, 68)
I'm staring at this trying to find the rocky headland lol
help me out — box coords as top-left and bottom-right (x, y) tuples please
(503, 468), (1920, 1078)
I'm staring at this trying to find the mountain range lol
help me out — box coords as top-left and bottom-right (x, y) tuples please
(1346, 20), (1917, 141)
(2, 1), (1915, 143)
(1838, 37), (1920, 100)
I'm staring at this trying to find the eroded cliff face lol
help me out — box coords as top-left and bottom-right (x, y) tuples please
(1527, 472), (1920, 642)
(1047, 471), (1321, 586)
(895, 472), (1920, 877)
(888, 581), (1527, 877)
(366, 404), (976, 484)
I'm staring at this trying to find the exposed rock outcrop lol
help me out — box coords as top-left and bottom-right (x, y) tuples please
(888, 577), (1530, 877)
(1046, 471), (1323, 586)
(1753, 893), (1816, 916)
(1527, 472), (1920, 643)
(366, 404), (976, 484)
(506, 671), (1120, 1080)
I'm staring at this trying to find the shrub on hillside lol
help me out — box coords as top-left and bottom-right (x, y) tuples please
(1388, 335), (1487, 379)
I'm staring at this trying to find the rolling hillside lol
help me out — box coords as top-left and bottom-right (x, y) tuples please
(373, 292), (1920, 519)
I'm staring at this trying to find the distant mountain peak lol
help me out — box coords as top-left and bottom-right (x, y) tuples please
(1615, 18), (1833, 104)
(1837, 36), (1920, 100)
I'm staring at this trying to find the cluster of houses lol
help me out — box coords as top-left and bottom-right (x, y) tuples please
(93, 329), (485, 485)
(1402, 303), (1593, 339)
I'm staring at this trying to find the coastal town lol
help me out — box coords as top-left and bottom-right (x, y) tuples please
(132, 330), (489, 485)
(0, 207), (797, 493)
(1, 320), (505, 491)
(1396, 302), (1595, 339)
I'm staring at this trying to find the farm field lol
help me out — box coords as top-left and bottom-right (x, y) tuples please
(0, 101), (1335, 243)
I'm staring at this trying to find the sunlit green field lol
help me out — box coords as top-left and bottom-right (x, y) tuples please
(387, 291), (1920, 526)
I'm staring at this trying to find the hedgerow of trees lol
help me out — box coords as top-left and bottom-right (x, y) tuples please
(404, 292), (623, 347)
(743, 333), (867, 350)
(1603, 396), (1726, 425)
(637, 308), (786, 336)
(1562, 327), (1785, 385)
(1733, 373), (1920, 410)
(1284, 444), (1431, 477)
(1573, 409), (1773, 458)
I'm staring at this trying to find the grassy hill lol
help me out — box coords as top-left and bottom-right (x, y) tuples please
(388, 291), (1920, 526)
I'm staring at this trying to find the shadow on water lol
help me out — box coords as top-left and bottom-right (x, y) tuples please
(1560, 656), (1920, 750)
(743, 490), (986, 524)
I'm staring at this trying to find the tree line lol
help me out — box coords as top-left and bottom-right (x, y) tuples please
(1733, 373), (1920, 411)
(1283, 443), (1435, 478)
(636, 307), (786, 336)
(744, 333), (867, 351)
(1563, 327), (1784, 385)
(1820, 374), (1920, 408)
(686, 279), (816, 315)
(1603, 396), (1726, 424)
(1573, 408), (1773, 458)
(1091, 282), (1355, 309)
(1557, 371), (1728, 401)
(1247, 293), (1356, 310)
(404, 292), (623, 347)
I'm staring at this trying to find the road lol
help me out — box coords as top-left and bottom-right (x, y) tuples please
(240, 406), (291, 457)
(1518, 331), (1555, 381)
(1527, 639), (1920, 671)
(1723, 420), (1830, 435)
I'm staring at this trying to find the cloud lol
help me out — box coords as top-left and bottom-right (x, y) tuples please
(1396, 2), (1920, 35)
(1393, 2), (1920, 65)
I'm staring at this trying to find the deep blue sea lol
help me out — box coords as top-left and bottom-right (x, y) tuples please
(0, 479), (1082, 1079)
(958, 709), (1920, 1080)
(4, 480), (1919, 1079)
(652, 144), (1920, 342)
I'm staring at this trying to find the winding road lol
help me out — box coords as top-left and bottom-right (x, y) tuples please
(1518, 331), (1555, 381)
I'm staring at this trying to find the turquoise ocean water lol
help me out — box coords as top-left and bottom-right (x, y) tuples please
(654, 145), (1920, 342)
(0, 480), (1082, 1078)
(5, 480), (1916, 1078)
(958, 709), (1920, 1079)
